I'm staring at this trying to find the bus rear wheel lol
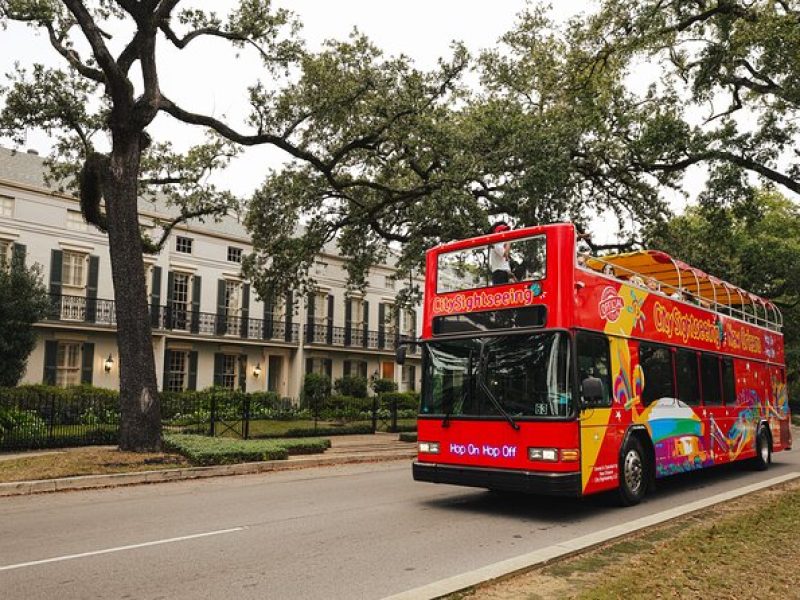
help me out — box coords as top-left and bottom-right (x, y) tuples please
(618, 437), (647, 506)
(753, 426), (771, 471)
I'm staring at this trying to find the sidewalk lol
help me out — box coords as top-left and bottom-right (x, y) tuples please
(0, 432), (417, 497)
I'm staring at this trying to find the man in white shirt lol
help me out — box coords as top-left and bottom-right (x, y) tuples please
(489, 222), (514, 284)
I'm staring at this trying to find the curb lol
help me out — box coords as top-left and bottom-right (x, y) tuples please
(0, 449), (416, 497)
(382, 471), (800, 600)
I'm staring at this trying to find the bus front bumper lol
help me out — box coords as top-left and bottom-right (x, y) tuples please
(413, 462), (582, 497)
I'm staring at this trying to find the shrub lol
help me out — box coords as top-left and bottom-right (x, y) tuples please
(379, 391), (419, 411)
(398, 432), (417, 443)
(284, 423), (374, 437)
(334, 375), (368, 398)
(371, 377), (397, 394)
(301, 373), (331, 410)
(0, 406), (46, 441)
(162, 434), (331, 466)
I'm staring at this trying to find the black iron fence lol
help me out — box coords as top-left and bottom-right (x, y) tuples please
(0, 389), (417, 451)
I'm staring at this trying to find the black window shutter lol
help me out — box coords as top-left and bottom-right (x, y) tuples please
(150, 266), (162, 328)
(241, 283), (250, 339)
(238, 355), (247, 392)
(43, 340), (58, 385)
(263, 291), (275, 339)
(190, 276), (201, 333)
(49, 249), (63, 318)
(343, 360), (351, 376)
(409, 365), (416, 392)
(162, 349), (172, 391)
(306, 292), (315, 344)
(216, 279), (226, 335)
(213, 353), (224, 387)
(86, 255), (99, 323)
(324, 358), (332, 380)
(165, 271), (175, 329)
(378, 303), (386, 349)
(393, 307), (401, 348)
(284, 291), (293, 342)
(188, 351), (198, 391)
(305, 357), (313, 374)
(344, 299), (352, 346)
(81, 342), (94, 385)
(12, 243), (25, 268)
(362, 300), (369, 348)
(326, 294), (334, 345)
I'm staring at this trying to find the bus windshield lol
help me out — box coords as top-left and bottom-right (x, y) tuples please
(420, 332), (573, 418)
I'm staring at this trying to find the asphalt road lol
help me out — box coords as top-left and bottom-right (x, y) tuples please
(1, 446), (798, 600)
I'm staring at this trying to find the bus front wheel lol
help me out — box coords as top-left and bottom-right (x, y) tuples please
(753, 426), (771, 471)
(618, 437), (647, 506)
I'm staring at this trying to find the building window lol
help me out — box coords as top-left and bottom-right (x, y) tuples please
(170, 272), (192, 330)
(403, 309), (416, 336)
(62, 251), (86, 288)
(167, 351), (187, 392)
(166, 350), (188, 392)
(384, 275), (395, 290)
(227, 246), (242, 263)
(0, 195), (14, 218)
(219, 354), (238, 389)
(56, 342), (81, 387)
(402, 365), (417, 392)
(0, 240), (10, 268)
(176, 236), (193, 254)
(67, 210), (87, 232)
(224, 280), (242, 334)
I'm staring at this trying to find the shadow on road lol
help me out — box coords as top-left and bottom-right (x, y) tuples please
(417, 457), (785, 519)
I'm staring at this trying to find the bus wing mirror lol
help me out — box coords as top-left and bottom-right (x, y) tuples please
(395, 345), (407, 365)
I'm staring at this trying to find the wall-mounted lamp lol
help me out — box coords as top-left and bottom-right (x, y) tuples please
(104, 354), (114, 373)
(252, 362), (261, 378)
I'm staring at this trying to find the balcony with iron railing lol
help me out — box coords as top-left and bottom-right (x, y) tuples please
(43, 294), (300, 344)
(303, 321), (419, 354)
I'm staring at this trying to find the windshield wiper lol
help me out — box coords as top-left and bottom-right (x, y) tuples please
(477, 342), (520, 431)
(443, 348), (474, 428)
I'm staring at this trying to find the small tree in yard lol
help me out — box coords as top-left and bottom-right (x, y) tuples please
(301, 373), (331, 413)
(0, 253), (50, 386)
(334, 375), (368, 399)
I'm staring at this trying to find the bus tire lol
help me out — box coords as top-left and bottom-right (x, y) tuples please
(618, 436), (647, 506)
(753, 426), (771, 471)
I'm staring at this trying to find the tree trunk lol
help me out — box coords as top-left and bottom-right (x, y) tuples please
(104, 135), (161, 451)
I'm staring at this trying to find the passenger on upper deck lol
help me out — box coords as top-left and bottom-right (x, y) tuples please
(488, 221), (516, 285)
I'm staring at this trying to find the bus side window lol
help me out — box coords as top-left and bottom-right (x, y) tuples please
(721, 357), (736, 405)
(700, 353), (723, 405)
(639, 342), (674, 406)
(676, 349), (701, 406)
(577, 333), (611, 407)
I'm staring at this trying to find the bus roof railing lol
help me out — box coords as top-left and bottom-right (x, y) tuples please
(582, 250), (782, 332)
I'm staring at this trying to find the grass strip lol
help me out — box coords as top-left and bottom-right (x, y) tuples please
(162, 434), (331, 466)
(0, 447), (188, 483)
(447, 480), (800, 600)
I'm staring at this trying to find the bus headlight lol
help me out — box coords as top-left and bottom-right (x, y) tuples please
(419, 441), (440, 454)
(528, 447), (558, 462)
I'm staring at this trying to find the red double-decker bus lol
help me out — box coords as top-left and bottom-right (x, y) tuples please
(405, 222), (791, 504)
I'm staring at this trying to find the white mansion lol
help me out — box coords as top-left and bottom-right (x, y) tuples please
(0, 147), (421, 399)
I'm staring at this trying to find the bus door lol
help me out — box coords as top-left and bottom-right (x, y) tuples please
(576, 332), (620, 494)
(699, 353), (734, 465)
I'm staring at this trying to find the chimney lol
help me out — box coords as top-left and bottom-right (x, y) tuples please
(26, 149), (39, 155)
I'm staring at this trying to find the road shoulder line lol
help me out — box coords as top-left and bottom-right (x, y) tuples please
(383, 471), (800, 600)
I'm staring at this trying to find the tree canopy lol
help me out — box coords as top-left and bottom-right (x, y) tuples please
(645, 187), (800, 403)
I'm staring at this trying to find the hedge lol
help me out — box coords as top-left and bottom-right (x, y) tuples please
(162, 434), (331, 466)
(379, 392), (419, 411)
(398, 432), (417, 443)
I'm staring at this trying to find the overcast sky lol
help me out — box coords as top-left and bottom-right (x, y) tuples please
(1, 0), (695, 241)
